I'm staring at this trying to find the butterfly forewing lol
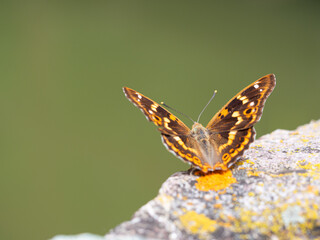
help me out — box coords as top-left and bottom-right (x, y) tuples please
(123, 87), (190, 136)
(206, 74), (276, 132)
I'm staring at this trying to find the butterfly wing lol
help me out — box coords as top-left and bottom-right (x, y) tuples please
(124, 87), (203, 168)
(161, 134), (211, 171)
(202, 74), (275, 170)
(123, 87), (190, 136)
(209, 127), (256, 169)
(206, 74), (276, 132)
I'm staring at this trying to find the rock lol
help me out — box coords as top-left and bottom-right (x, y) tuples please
(105, 120), (320, 240)
(51, 120), (320, 240)
(51, 233), (106, 240)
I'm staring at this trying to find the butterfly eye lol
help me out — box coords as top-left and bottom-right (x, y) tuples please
(235, 144), (240, 148)
(229, 148), (235, 154)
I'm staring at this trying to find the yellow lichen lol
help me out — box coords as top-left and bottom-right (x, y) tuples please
(290, 132), (299, 135)
(157, 194), (173, 204)
(234, 207), (283, 236)
(297, 160), (320, 180)
(195, 170), (237, 192)
(297, 200), (319, 235)
(237, 166), (247, 170)
(269, 172), (294, 178)
(247, 170), (261, 177)
(235, 161), (244, 166)
(245, 159), (255, 165)
(214, 203), (222, 209)
(252, 144), (263, 148)
(233, 198), (320, 239)
(297, 161), (319, 170)
(248, 192), (255, 197)
(179, 211), (217, 237)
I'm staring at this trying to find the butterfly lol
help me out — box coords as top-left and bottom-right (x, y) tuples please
(123, 74), (276, 173)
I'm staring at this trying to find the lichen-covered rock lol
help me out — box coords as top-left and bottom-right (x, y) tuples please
(106, 120), (320, 240)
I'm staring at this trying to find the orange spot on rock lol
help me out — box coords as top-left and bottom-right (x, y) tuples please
(195, 170), (237, 192)
(214, 203), (222, 209)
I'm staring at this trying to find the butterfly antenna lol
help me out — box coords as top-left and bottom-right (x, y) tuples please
(161, 102), (195, 124)
(197, 90), (217, 123)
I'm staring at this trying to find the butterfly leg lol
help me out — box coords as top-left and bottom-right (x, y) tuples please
(187, 166), (202, 176)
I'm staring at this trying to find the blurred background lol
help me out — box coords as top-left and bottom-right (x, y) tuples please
(1, 1), (319, 239)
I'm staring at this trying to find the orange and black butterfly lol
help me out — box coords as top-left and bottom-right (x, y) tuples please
(123, 74), (276, 173)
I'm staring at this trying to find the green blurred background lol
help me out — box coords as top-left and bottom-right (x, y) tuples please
(1, 1), (319, 239)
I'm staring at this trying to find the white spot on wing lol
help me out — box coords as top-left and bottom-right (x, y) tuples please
(232, 111), (240, 117)
(259, 89), (263, 92)
(138, 108), (150, 120)
(250, 102), (255, 106)
(148, 110), (153, 114)
(122, 87), (128, 96)
(174, 136), (181, 141)
(235, 116), (243, 125)
(230, 131), (237, 135)
(137, 94), (142, 99)
(254, 84), (259, 89)
(151, 104), (158, 112)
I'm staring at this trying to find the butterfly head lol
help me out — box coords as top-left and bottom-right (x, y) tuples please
(190, 123), (209, 140)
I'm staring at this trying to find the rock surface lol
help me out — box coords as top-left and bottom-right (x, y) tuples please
(105, 120), (320, 240)
(51, 120), (320, 240)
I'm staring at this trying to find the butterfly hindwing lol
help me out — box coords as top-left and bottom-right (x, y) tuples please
(123, 87), (190, 136)
(207, 74), (276, 132)
(161, 134), (208, 171)
(210, 127), (256, 168)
